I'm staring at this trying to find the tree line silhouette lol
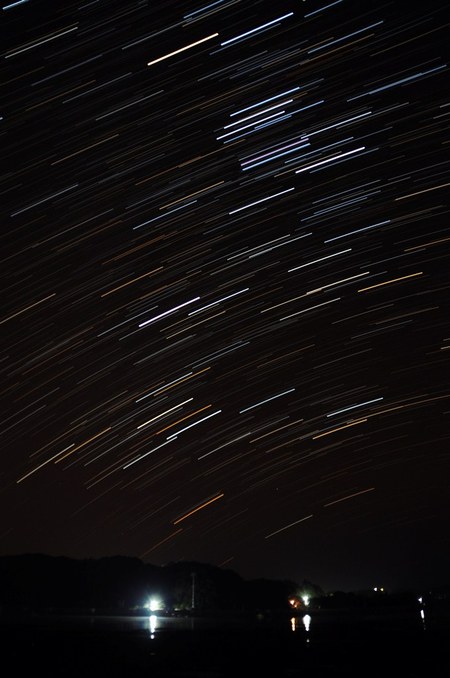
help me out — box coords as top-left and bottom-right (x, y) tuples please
(0, 554), (314, 614)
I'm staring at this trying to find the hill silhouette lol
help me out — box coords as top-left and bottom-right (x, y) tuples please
(0, 554), (300, 614)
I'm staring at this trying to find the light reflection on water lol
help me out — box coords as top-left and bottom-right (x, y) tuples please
(290, 613), (312, 642)
(420, 607), (426, 630)
(303, 614), (311, 633)
(2, 607), (443, 677)
(89, 613), (317, 636)
(417, 597), (427, 631)
(149, 614), (157, 638)
(11, 607), (433, 639)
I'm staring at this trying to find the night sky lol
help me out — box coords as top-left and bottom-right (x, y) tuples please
(1, 0), (449, 593)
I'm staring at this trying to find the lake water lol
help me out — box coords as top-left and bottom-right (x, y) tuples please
(1, 606), (449, 677)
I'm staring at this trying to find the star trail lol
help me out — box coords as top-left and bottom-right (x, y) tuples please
(1, 0), (449, 591)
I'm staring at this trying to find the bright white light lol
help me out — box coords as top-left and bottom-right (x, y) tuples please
(301, 595), (310, 607)
(149, 614), (157, 635)
(146, 597), (163, 612)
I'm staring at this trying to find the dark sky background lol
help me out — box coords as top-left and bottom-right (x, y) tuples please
(1, 0), (449, 593)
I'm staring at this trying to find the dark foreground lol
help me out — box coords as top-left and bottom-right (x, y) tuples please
(2, 607), (449, 677)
